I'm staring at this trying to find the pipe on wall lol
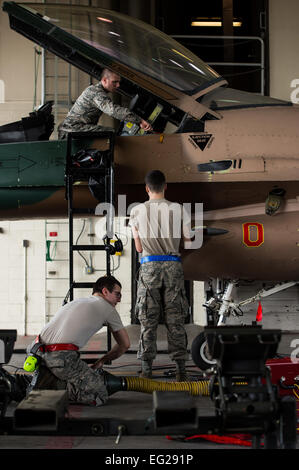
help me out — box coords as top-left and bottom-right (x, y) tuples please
(23, 240), (29, 335)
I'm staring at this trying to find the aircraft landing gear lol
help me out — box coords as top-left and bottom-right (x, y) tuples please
(205, 279), (299, 327)
(196, 278), (299, 370)
(191, 331), (216, 371)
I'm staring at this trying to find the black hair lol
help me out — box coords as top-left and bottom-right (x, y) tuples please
(92, 275), (121, 294)
(145, 170), (166, 193)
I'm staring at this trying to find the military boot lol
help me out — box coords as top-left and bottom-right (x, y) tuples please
(175, 360), (189, 382)
(140, 360), (153, 379)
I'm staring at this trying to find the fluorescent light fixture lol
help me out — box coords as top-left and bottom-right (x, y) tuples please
(191, 21), (221, 27)
(191, 18), (242, 27)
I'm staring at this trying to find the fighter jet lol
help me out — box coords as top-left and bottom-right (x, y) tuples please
(2, 2), (299, 350)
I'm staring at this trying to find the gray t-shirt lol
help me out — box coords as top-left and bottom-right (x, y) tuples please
(36, 296), (124, 349)
(129, 198), (190, 257)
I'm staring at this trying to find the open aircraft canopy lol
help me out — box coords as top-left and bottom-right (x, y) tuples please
(3, 2), (290, 119)
(3, 2), (223, 96)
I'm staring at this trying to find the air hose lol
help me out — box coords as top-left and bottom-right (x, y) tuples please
(103, 371), (210, 397)
(126, 376), (210, 396)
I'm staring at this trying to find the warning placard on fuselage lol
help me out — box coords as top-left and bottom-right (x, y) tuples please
(189, 134), (214, 151)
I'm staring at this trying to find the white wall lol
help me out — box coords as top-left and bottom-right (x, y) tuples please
(0, 215), (206, 335)
(0, 220), (45, 335)
(0, 0), (41, 125)
(193, 281), (206, 325)
(0, 217), (133, 335)
(269, 0), (299, 101)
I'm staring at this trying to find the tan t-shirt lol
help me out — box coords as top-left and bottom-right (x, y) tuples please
(37, 296), (123, 349)
(129, 198), (190, 257)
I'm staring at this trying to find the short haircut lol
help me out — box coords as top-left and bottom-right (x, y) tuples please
(101, 68), (120, 80)
(92, 275), (122, 294)
(145, 170), (166, 193)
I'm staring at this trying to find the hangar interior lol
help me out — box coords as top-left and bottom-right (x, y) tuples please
(0, 0), (299, 452)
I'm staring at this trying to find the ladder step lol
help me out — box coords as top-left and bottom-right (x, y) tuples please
(72, 245), (106, 251)
(67, 168), (108, 175)
(72, 282), (95, 288)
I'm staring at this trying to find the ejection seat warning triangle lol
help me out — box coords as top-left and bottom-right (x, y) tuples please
(189, 134), (213, 151)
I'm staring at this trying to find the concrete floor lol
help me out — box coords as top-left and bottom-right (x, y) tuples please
(1, 324), (299, 455)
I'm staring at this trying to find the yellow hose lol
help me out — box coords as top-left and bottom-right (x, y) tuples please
(125, 376), (210, 396)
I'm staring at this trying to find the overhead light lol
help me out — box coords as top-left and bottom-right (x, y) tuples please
(192, 21), (221, 27)
(191, 18), (242, 27)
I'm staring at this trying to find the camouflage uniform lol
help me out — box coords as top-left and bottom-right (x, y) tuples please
(26, 294), (124, 405)
(32, 350), (108, 406)
(136, 260), (189, 362)
(58, 82), (141, 139)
